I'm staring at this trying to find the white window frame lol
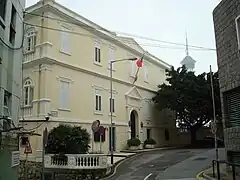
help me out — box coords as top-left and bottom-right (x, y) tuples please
(60, 26), (71, 55)
(23, 79), (34, 107)
(94, 41), (101, 65)
(108, 47), (116, 70)
(144, 63), (149, 83)
(95, 94), (103, 114)
(235, 15), (240, 50)
(109, 97), (115, 113)
(25, 30), (36, 54)
(59, 80), (70, 110)
(3, 91), (11, 117)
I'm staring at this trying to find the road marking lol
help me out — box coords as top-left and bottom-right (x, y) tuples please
(144, 173), (152, 180)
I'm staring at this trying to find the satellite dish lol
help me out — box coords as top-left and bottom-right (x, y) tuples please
(91, 120), (100, 132)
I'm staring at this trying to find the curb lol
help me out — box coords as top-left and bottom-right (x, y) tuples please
(196, 167), (213, 180)
(100, 152), (141, 180)
(101, 146), (183, 179)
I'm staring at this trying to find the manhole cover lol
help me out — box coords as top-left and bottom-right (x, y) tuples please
(194, 157), (208, 161)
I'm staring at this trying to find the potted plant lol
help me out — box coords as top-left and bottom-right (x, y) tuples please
(127, 138), (141, 150)
(144, 138), (156, 149)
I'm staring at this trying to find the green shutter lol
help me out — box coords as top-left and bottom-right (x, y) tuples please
(225, 90), (240, 127)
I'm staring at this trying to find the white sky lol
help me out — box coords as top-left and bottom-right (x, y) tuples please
(26, 0), (221, 74)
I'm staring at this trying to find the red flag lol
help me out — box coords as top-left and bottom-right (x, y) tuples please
(136, 58), (143, 67)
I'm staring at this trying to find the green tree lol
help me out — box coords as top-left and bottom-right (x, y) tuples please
(45, 124), (90, 154)
(152, 65), (221, 144)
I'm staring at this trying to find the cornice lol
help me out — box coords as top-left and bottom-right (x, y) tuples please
(25, 2), (171, 70)
(23, 57), (157, 93)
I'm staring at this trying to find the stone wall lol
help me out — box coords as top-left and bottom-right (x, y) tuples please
(213, 0), (240, 153)
(18, 161), (107, 180)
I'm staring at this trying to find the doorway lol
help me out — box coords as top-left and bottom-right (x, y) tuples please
(130, 110), (138, 139)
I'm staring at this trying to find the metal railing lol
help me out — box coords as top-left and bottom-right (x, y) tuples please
(212, 160), (240, 180)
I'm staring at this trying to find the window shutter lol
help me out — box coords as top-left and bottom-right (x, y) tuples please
(29, 86), (34, 103)
(131, 61), (136, 76)
(99, 96), (102, 111)
(61, 27), (70, 53)
(144, 65), (148, 81)
(95, 95), (98, 111)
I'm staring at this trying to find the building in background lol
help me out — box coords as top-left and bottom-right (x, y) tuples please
(180, 34), (196, 71)
(20, 0), (184, 162)
(213, 0), (240, 165)
(0, 0), (25, 179)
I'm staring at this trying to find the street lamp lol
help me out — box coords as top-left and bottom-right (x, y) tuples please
(109, 57), (139, 164)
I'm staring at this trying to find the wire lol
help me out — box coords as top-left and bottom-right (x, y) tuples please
(24, 12), (216, 51)
(24, 22), (215, 52)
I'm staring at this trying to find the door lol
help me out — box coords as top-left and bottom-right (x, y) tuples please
(109, 127), (116, 151)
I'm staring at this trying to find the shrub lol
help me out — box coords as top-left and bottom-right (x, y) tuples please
(144, 138), (156, 145)
(127, 138), (141, 147)
(45, 124), (90, 154)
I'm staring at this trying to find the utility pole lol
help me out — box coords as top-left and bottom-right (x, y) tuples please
(210, 65), (219, 161)
(109, 57), (138, 164)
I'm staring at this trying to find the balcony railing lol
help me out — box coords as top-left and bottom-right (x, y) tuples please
(24, 42), (52, 63)
(44, 154), (108, 169)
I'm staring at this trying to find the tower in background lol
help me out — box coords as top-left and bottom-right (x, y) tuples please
(180, 32), (196, 71)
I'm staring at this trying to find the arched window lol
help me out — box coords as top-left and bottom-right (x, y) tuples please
(25, 28), (36, 53)
(23, 79), (34, 106)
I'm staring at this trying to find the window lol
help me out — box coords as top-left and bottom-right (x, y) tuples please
(95, 47), (101, 63)
(130, 61), (136, 77)
(109, 98), (115, 113)
(0, 0), (7, 21)
(3, 91), (11, 117)
(25, 29), (36, 53)
(23, 79), (34, 106)
(144, 64), (149, 82)
(9, 5), (16, 45)
(236, 16), (240, 49)
(147, 129), (151, 139)
(60, 26), (70, 54)
(95, 94), (102, 111)
(60, 81), (70, 109)
(108, 48), (115, 70)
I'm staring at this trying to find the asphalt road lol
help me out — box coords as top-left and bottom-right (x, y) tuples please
(105, 148), (225, 180)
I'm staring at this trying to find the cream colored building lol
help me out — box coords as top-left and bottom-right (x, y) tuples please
(20, 0), (177, 161)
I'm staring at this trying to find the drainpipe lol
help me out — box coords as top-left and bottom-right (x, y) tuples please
(37, 64), (42, 117)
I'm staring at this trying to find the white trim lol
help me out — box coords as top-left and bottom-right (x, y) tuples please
(125, 86), (142, 100)
(32, 98), (51, 103)
(235, 15), (240, 50)
(49, 118), (128, 126)
(56, 76), (74, 83)
(25, 2), (171, 70)
(35, 42), (53, 48)
(23, 57), (158, 93)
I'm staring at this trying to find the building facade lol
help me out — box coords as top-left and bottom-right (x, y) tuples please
(213, 0), (240, 164)
(20, 0), (179, 161)
(0, 0), (25, 179)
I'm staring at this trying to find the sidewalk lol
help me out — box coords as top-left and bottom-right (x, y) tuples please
(199, 164), (240, 180)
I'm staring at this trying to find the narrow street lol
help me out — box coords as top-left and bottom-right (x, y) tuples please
(105, 148), (225, 180)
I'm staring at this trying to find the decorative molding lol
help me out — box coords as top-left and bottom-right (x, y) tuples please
(25, 3), (171, 69)
(23, 57), (157, 93)
(35, 42), (53, 48)
(32, 98), (51, 103)
(91, 85), (107, 91)
(56, 76), (74, 83)
(125, 86), (142, 100)
(49, 118), (128, 126)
